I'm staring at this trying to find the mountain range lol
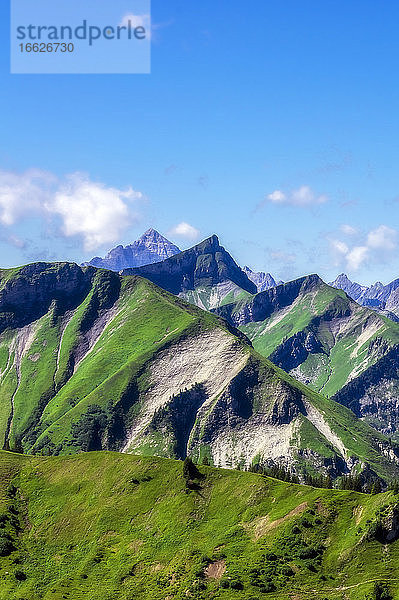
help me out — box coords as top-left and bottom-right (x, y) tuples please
(0, 261), (396, 482)
(330, 273), (399, 321)
(0, 229), (398, 485)
(117, 231), (399, 443)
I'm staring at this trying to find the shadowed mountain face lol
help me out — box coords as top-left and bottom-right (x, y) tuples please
(83, 229), (181, 271)
(0, 261), (396, 481)
(122, 235), (257, 300)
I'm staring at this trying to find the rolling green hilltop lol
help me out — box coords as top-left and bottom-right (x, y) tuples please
(0, 261), (397, 482)
(0, 450), (398, 600)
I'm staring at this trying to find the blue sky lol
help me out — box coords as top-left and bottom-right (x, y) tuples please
(1, 0), (399, 285)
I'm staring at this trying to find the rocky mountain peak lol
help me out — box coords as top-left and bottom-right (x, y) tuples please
(122, 235), (257, 295)
(140, 228), (167, 243)
(194, 235), (221, 253)
(82, 229), (181, 271)
(332, 273), (352, 286)
(243, 266), (277, 292)
(329, 273), (367, 301)
(143, 227), (158, 236)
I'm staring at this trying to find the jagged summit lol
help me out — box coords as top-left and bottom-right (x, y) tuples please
(243, 266), (277, 292)
(332, 273), (352, 286)
(330, 273), (399, 317)
(329, 273), (367, 301)
(83, 229), (181, 271)
(122, 235), (257, 296)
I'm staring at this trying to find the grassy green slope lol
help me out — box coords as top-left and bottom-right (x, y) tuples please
(238, 282), (399, 398)
(0, 266), (238, 454)
(240, 285), (348, 358)
(0, 451), (399, 600)
(35, 277), (230, 454)
(36, 276), (199, 447)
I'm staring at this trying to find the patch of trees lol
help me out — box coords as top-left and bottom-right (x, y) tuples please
(182, 457), (204, 491)
(248, 463), (300, 484)
(337, 474), (364, 491)
(246, 462), (392, 494)
(71, 405), (109, 451)
(245, 514), (326, 594)
(366, 582), (393, 600)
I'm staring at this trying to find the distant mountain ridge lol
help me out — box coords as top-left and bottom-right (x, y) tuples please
(329, 273), (368, 301)
(83, 228), (181, 270)
(243, 266), (279, 292)
(330, 273), (399, 320)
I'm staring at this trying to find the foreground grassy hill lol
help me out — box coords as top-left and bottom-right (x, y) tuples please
(0, 262), (398, 481)
(0, 450), (398, 599)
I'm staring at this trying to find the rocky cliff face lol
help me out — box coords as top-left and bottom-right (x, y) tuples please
(333, 344), (399, 437)
(122, 235), (257, 297)
(0, 263), (94, 333)
(83, 229), (181, 271)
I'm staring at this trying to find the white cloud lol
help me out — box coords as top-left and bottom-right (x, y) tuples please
(346, 246), (369, 271)
(267, 185), (328, 207)
(0, 169), (55, 225)
(268, 190), (286, 203)
(168, 222), (199, 240)
(46, 174), (142, 251)
(0, 169), (144, 252)
(330, 224), (398, 271)
(331, 239), (349, 255)
(367, 225), (397, 251)
(340, 224), (358, 235)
